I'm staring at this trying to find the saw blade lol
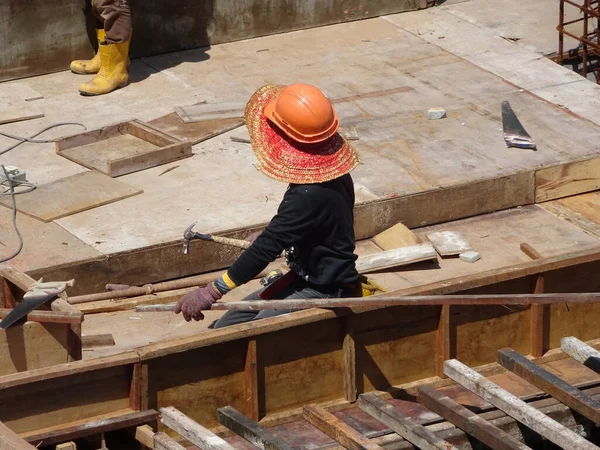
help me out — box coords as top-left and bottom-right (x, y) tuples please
(0, 293), (56, 329)
(501, 101), (537, 150)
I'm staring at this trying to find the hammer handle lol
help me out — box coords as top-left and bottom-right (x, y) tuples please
(211, 235), (252, 249)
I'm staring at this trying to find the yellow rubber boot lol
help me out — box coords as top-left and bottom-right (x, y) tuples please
(78, 41), (129, 96)
(70, 29), (106, 74)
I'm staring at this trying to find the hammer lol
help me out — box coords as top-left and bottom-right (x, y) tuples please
(183, 222), (252, 255)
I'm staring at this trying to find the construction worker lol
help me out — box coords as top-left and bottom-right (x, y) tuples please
(175, 83), (363, 326)
(70, 0), (132, 96)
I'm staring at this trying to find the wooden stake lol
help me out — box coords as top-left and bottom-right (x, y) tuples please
(436, 305), (451, 378)
(303, 404), (383, 450)
(417, 386), (531, 450)
(358, 393), (459, 450)
(135, 425), (155, 449)
(244, 340), (260, 421)
(498, 348), (600, 424)
(217, 406), (294, 450)
(342, 320), (357, 402)
(443, 359), (599, 450)
(519, 243), (547, 357)
(160, 406), (235, 450)
(561, 336), (600, 373)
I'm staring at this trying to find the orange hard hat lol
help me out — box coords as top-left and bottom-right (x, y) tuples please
(263, 83), (339, 144)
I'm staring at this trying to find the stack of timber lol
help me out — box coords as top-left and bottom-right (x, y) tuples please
(136, 337), (600, 449)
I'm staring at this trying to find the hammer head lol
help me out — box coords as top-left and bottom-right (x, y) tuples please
(182, 222), (197, 255)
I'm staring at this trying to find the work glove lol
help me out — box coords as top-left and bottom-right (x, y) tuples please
(175, 283), (222, 321)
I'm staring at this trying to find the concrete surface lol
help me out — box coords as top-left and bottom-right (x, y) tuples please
(2, 0), (600, 276)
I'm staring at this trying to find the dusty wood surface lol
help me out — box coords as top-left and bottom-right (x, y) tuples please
(561, 336), (600, 373)
(174, 103), (245, 123)
(0, 421), (37, 450)
(303, 404), (383, 450)
(0, 100), (43, 125)
(541, 192), (600, 239)
(355, 243), (437, 273)
(536, 156), (600, 202)
(443, 359), (598, 450)
(217, 406), (294, 450)
(160, 406), (235, 450)
(154, 433), (186, 450)
(358, 393), (458, 450)
(82, 334), (115, 347)
(417, 386), (530, 450)
(244, 340), (259, 421)
(148, 112), (244, 145)
(0, 172), (143, 222)
(497, 347), (600, 424)
(426, 231), (472, 256)
(23, 409), (158, 446)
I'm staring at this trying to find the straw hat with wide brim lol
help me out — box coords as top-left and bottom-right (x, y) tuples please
(244, 84), (360, 184)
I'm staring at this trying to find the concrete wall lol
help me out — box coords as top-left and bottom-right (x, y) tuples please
(0, 0), (429, 82)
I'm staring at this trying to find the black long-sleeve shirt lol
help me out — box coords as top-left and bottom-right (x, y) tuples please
(228, 174), (359, 289)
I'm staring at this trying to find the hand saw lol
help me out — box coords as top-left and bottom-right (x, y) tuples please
(501, 101), (537, 150)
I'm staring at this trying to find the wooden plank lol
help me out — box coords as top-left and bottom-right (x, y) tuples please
(540, 192), (600, 239)
(245, 340), (260, 421)
(148, 113), (244, 145)
(355, 243), (437, 273)
(443, 359), (599, 450)
(23, 409), (158, 446)
(358, 393), (458, 450)
(535, 156), (600, 202)
(217, 406), (294, 450)
(0, 172), (143, 223)
(303, 404), (383, 450)
(0, 309), (81, 325)
(519, 242), (547, 357)
(0, 422), (37, 450)
(561, 336), (600, 373)
(174, 103), (245, 123)
(417, 386), (531, 450)
(372, 222), (421, 251)
(77, 287), (196, 314)
(0, 100), (43, 126)
(135, 425), (155, 449)
(436, 305), (450, 378)
(154, 433), (186, 450)
(498, 347), (600, 424)
(354, 171), (535, 240)
(82, 334), (115, 347)
(160, 406), (235, 450)
(426, 231), (472, 257)
(342, 322), (357, 403)
(55, 442), (76, 450)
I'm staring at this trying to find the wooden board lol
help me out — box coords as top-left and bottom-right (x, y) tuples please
(0, 100), (43, 125)
(174, 103), (245, 123)
(355, 243), (437, 273)
(540, 192), (600, 239)
(536, 156), (600, 202)
(0, 322), (71, 376)
(0, 171), (143, 223)
(56, 121), (192, 178)
(148, 113), (244, 145)
(161, 406), (235, 450)
(426, 231), (472, 256)
(372, 222), (421, 251)
(0, 422), (37, 450)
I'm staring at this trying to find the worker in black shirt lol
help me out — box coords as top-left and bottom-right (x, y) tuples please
(175, 83), (362, 326)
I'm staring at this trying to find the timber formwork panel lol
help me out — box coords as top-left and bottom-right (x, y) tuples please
(146, 340), (248, 431)
(0, 354), (139, 435)
(258, 319), (345, 414)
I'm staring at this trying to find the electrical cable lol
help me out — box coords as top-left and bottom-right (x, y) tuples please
(0, 165), (23, 263)
(0, 122), (86, 156)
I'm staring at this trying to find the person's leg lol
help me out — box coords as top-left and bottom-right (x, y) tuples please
(212, 289), (265, 328)
(251, 285), (333, 321)
(92, 0), (132, 44)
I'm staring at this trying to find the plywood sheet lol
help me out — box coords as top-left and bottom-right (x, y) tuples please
(0, 322), (70, 376)
(148, 113), (244, 145)
(372, 222), (421, 250)
(426, 231), (473, 256)
(0, 99), (43, 125)
(0, 171), (143, 222)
